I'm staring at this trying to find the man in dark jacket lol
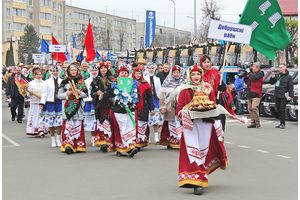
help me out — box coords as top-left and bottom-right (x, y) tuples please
(270, 64), (294, 129)
(246, 62), (264, 128)
(7, 66), (26, 123)
(156, 62), (170, 84)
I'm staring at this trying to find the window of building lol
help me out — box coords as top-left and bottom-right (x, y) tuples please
(58, 16), (62, 24)
(7, 23), (12, 30)
(29, 12), (33, 19)
(40, 12), (51, 20)
(6, 8), (10, 17)
(52, 2), (56, 10)
(53, 15), (57, 23)
(13, 23), (26, 31)
(29, 0), (33, 6)
(58, 3), (62, 11)
(40, 26), (52, 34)
(40, 0), (51, 7)
(13, 0), (27, 2)
(13, 8), (26, 17)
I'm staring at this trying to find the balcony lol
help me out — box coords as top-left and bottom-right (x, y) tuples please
(40, 20), (52, 27)
(41, 34), (52, 40)
(40, 7), (52, 13)
(13, 31), (25, 37)
(13, 16), (27, 24)
(12, 2), (27, 9)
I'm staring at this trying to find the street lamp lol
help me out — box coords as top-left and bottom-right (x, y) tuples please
(169, 0), (176, 46)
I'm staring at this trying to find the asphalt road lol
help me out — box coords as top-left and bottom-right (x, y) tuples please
(2, 102), (298, 200)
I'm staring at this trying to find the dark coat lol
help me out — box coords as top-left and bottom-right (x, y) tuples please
(7, 73), (27, 98)
(156, 71), (169, 85)
(91, 77), (113, 123)
(270, 71), (294, 99)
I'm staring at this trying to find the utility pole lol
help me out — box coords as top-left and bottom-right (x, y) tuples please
(169, 0), (176, 46)
(194, 0), (197, 37)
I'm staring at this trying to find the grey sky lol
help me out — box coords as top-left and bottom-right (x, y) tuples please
(67, 0), (248, 31)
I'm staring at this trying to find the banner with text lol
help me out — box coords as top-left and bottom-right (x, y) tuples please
(208, 19), (252, 44)
(32, 54), (46, 63)
(145, 10), (156, 48)
(49, 45), (66, 53)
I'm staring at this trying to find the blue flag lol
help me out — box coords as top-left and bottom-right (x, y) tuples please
(65, 51), (71, 62)
(41, 39), (49, 53)
(145, 10), (156, 48)
(76, 51), (84, 62)
(72, 34), (76, 48)
(107, 51), (112, 60)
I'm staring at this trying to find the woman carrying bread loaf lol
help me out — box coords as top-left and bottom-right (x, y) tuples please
(176, 64), (227, 195)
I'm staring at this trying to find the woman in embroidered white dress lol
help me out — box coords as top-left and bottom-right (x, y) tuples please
(26, 68), (47, 137)
(176, 64), (227, 195)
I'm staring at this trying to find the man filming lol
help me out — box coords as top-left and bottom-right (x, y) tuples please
(246, 62), (264, 128)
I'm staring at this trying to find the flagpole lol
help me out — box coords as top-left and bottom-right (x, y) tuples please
(217, 42), (230, 100)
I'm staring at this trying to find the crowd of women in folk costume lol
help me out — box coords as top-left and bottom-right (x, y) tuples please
(24, 55), (232, 195)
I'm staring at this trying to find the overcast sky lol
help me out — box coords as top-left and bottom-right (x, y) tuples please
(67, 0), (248, 31)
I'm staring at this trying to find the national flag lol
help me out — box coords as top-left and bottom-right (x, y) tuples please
(41, 38), (49, 53)
(84, 20), (96, 62)
(72, 34), (76, 49)
(76, 51), (84, 62)
(239, 0), (291, 59)
(95, 50), (103, 61)
(65, 51), (71, 62)
(51, 35), (67, 63)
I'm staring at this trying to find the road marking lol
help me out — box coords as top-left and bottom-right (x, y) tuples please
(2, 134), (20, 147)
(2, 145), (18, 148)
(276, 155), (291, 159)
(238, 145), (250, 149)
(226, 120), (274, 125)
(256, 149), (270, 154)
(224, 141), (233, 144)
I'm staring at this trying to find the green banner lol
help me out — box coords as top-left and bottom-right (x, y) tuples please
(239, 0), (291, 59)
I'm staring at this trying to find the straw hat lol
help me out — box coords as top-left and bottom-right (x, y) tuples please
(137, 58), (147, 65)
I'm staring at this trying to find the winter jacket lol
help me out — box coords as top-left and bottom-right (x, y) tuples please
(246, 71), (264, 98)
(270, 71), (294, 99)
(234, 77), (244, 92)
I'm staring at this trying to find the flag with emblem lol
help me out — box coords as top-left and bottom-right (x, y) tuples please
(239, 0), (291, 59)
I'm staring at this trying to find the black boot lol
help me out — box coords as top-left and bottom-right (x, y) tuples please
(128, 148), (138, 158)
(193, 186), (204, 195)
(100, 144), (108, 153)
(65, 147), (73, 155)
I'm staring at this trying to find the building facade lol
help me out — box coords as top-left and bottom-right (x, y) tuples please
(65, 5), (136, 53)
(2, 0), (66, 64)
(136, 22), (191, 49)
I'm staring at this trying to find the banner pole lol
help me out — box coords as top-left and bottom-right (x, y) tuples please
(217, 42), (230, 100)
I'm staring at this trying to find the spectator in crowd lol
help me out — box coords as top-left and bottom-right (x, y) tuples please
(157, 64), (164, 74)
(246, 62), (264, 128)
(157, 62), (170, 85)
(7, 66), (27, 123)
(234, 70), (245, 114)
(269, 64), (294, 129)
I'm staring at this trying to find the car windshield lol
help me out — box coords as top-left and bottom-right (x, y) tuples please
(293, 73), (298, 84)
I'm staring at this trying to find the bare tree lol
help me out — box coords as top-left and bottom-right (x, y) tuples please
(198, 0), (222, 42)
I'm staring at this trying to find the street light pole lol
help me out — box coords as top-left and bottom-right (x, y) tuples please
(169, 0), (176, 46)
(194, 0), (197, 37)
